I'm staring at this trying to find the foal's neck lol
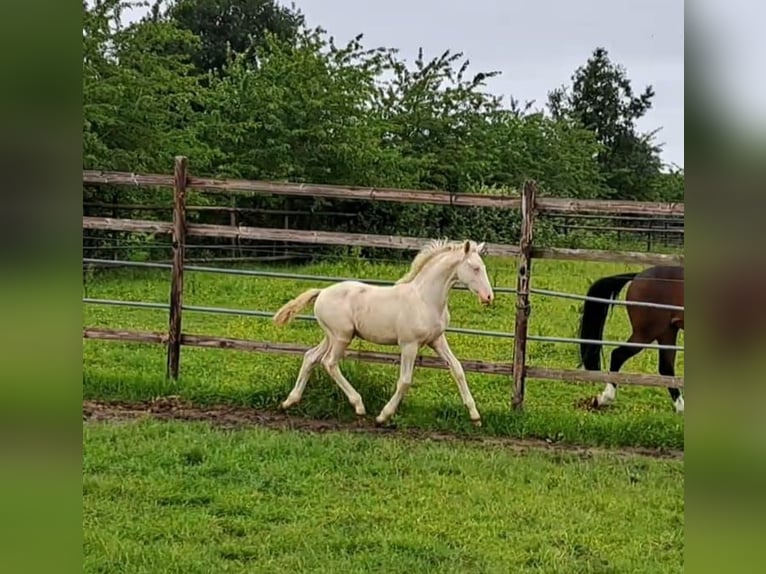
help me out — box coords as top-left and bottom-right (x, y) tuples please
(412, 252), (460, 310)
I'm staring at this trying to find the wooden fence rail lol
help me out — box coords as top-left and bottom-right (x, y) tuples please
(83, 170), (684, 216)
(83, 327), (683, 389)
(82, 216), (681, 266)
(83, 201), (359, 218)
(82, 157), (685, 410)
(84, 202), (683, 229)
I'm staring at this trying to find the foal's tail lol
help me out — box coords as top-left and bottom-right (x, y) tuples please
(578, 273), (637, 370)
(273, 288), (323, 327)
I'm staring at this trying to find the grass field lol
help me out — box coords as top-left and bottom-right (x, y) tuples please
(83, 255), (684, 450)
(83, 254), (685, 573)
(83, 418), (683, 573)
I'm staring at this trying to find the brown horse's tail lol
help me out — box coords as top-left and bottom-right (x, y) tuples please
(578, 273), (637, 370)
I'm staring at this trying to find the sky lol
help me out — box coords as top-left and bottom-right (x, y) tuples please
(124, 0), (685, 168)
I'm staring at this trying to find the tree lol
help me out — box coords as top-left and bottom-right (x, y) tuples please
(654, 167), (684, 203)
(548, 47), (664, 200)
(81, 5), (614, 250)
(83, 0), (217, 173)
(159, 0), (305, 74)
(376, 48), (505, 192)
(203, 29), (401, 184)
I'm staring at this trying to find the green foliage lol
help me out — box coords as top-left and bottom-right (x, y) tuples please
(548, 47), (655, 148)
(548, 47), (673, 201)
(162, 0), (305, 74)
(83, 0), (218, 174)
(204, 29), (401, 185)
(654, 167), (685, 202)
(82, 3), (682, 246)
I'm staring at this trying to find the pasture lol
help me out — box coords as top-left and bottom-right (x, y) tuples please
(83, 253), (685, 573)
(83, 254), (684, 450)
(83, 418), (683, 573)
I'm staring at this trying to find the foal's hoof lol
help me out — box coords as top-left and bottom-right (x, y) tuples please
(375, 415), (394, 428)
(471, 418), (482, 427)
(574, 396), (604, 412)
(587, 396), (613, 412)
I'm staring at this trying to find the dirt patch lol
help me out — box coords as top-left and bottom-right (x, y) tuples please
(573, 395), (612, 412)
(83, 397), (683, 461)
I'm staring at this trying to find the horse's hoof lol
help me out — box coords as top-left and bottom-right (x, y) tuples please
(471, 418), (482, 427)
(281, 398), (299, 411)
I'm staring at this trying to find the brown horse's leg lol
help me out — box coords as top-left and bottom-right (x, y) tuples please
(594, 332), (650, 408)
(657, 327), (684, 413)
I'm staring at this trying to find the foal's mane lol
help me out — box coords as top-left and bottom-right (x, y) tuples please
(396, 239), (471, 284)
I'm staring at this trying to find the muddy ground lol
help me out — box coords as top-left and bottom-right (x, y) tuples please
(83, 397), (683, 461)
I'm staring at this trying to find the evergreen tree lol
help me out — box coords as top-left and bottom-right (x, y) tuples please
(548, 47), (665, 200)
(158, 0), (305, 74)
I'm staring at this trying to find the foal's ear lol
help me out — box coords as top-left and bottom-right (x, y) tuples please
(477, 242), (486, 255)
(463, 240), (472, 255)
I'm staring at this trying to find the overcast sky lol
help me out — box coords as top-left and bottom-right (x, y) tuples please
(291, 0), (684, 168)
(125, 0), (685, 168)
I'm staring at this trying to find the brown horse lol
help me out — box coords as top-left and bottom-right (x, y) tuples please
(578, 265), (684, 412)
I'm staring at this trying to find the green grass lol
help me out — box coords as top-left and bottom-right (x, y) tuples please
(82, 256), (685, 450)
(83, 419), (684, 574)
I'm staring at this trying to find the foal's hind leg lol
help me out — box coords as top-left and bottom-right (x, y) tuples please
(657, 327), (683, 413)
(281, 337), (329, 410)
(321, 338), (366, 416)
(595, 333), (647, 408)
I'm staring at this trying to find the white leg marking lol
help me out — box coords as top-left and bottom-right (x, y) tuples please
(597, 383), (616, 406)
(674, 395), (684, 413)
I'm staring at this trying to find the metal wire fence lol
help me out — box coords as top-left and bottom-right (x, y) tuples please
(82, 258), (519, 294)
(82, 255), (685, 353)
(81, 241), (450, 265)
(82, 164), (685, 402)
(529, 287), (684, 312)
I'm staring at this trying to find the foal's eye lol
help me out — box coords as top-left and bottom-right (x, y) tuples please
(472, 266), (481, 273)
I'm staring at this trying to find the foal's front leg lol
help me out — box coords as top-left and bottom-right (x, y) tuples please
(430, 334), (481, 425)
(375, 342), (419, 425)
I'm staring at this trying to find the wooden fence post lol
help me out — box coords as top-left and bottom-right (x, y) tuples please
(230, 196), (239, 259)
(511, 180), (537, 409)
(166, 156), (188, 380)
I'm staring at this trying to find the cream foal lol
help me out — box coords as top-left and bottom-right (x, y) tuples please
(272, 239), (494, 425)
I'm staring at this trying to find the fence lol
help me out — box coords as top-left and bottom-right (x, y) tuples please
(546, 212), (684, 250)
(82, 199), (361, 262)
(82, 156), (684, 410)
(83, 201), (684, 254)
